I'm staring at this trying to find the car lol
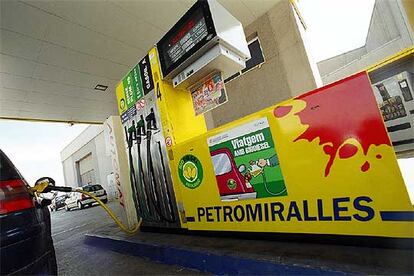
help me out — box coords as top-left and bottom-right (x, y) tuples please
(0, 150), (57, 275)
(211, 148), (257, 201)
(50, 194), (67, 211)
(64, 184), (108, 211)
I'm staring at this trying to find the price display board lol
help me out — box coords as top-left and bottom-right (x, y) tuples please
(157, 1), (216, 79)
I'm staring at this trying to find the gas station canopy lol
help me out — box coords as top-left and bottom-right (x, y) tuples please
(0, 0), (280, 124)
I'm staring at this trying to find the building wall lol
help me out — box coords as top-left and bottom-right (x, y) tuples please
(317, 0), (414, 85)
(317, 46), (367, 78)
(61, 125), (115, 199)
(209, 0), (318, 127)
(94, 132), (117, 198)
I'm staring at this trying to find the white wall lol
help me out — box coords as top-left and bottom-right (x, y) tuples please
(61, 125), (115, 199)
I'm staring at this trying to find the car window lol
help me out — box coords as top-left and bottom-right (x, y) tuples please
(83, 186), (91, 192)
(212, 153), (232, 176)
(83, 185), (103, 192)
(0, 151), (21, 181)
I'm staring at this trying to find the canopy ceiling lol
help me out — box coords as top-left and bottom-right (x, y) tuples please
(0, 0), (279, 123)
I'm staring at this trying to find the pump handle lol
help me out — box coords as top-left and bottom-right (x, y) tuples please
(145, 108), (157, 130)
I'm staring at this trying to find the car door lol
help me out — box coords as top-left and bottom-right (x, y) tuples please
(71, 192), (78, 208)
(67, 192), (76, 208)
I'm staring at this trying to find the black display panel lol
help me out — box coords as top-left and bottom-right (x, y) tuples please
(157, 0), (216, 78)
(138, 54), (154, 95)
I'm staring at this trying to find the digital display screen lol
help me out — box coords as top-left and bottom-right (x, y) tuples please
(157, 0), (215, 78)
(164, 9), (208, 68)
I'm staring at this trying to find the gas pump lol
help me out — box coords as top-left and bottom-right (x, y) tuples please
(114, 0), (413, 241)
(116, 0), (250, 229)
(121, 73), (182, 228)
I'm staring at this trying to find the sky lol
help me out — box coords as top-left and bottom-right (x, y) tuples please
(0, 0), (412, 200)
(297, 0), (413, 202)
(298, 0), (376, 62)
(0, 120), (88, 186)
(398, 158), (414, 203)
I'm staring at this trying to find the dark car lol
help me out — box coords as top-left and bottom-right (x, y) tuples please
(0, 150), (57, 275)
(51, 195), (67, 211)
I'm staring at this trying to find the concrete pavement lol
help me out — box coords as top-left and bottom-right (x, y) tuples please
(50, 201), (204, 275)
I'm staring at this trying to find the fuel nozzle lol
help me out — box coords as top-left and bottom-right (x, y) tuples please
(145, 108), (157, 131)
(135, 115), (146, 144)
(31, 177), (73, 194)
(145, 108), (157, 141)
(124, 121), (137, 149)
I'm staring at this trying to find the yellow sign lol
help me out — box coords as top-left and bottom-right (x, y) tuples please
(115, 82), (127, 115)
(116, 46), (413, 239)
(170, 72), (414, 238)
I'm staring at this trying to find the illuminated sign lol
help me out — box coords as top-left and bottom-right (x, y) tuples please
(157, 1), (215, 78)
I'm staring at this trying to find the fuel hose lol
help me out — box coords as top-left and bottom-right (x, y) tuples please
(76, 189), (140, 235)
(31, 183), (140, 235)
(146, 130), (175, 223)
(156, 141), (175, 221)
(136, 137), (156, 221)
(125, 126), (143, 219)
(135, 117), (156, 221)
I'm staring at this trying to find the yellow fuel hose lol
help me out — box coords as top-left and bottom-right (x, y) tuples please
(75, 189), (141, 235)
(30, 182), (141, 235)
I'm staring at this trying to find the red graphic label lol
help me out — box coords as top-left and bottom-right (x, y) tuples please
(292, 72), (391, 176)
(136, 99), (146, 111)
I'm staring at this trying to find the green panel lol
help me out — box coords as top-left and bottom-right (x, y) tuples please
(131, 65), (144, 101)
(122, 72), (137, 109)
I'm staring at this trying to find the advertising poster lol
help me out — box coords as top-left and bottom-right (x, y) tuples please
(207, 117), (287, 201)
(191, 72), (227, 116)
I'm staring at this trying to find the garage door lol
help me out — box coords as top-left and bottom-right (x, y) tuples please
(78, 154), (95, 186)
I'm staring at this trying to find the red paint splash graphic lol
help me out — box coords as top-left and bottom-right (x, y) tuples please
(361, 161), (370, 172)
(293, 73), (391, 176)
(338, 144), (358, 159)
(274, 105), (293, 118)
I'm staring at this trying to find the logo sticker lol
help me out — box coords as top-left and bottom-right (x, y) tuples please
(178, 155), (203, 189)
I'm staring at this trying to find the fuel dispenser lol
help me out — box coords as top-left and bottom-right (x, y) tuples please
(116, 0), (250, 229)
(121, 64), (183, 228)
(371, 71), (414, 153)
(115, 0), (414, 240)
